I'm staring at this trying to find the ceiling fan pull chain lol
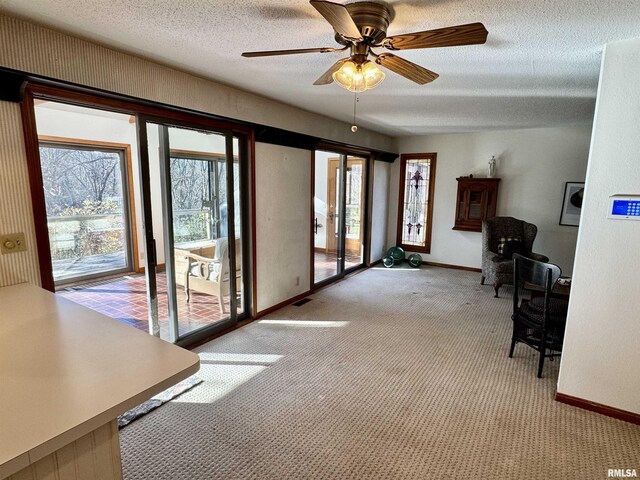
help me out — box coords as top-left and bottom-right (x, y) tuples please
(351, 92), (359, 133)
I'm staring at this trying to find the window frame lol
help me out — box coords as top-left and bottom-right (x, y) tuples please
(395, 152), (437, 254)
(38, 137), (138, 283)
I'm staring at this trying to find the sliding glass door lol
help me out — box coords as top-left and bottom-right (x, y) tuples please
(314, 150), (343, 283)
(313, 151), (367, 286)
(138, 118), (248, 344)
(345, 156), (366, 269)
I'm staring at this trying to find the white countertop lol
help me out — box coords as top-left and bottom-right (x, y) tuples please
(0, 284), (200, 478)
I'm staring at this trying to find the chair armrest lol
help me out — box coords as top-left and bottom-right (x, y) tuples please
(489, 252), (503, 262)
(183, 252), (222, 279)
(185, 252), (221, 264)
(529, 252), (549, 262)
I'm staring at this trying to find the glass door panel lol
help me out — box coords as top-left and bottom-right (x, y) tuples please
(141, 121), (245, 343)
(345, 156), (366, 269)
(468, 190), (483, 220)
(143, 123), (172, 340)
(169, 125), (236, 339)
(231, 137), (245, 316)
(314, 151), (344, 284)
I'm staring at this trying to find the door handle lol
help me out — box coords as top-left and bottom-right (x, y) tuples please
(147, 239), (157, 267)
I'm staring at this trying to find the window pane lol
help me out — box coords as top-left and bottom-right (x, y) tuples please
(401, 158), (432, 247)
(40, 145), (130, 283)
(170, 157), (213, 244)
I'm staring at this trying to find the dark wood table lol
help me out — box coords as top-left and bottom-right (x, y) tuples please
(524, 281), (571, 299)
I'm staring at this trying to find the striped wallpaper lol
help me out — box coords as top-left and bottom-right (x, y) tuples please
(0, 102), (40, 286)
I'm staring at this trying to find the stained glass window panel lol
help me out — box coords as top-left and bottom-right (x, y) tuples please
(401, 158), (432, 247)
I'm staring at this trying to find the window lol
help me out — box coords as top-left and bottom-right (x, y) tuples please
(39, 141), (134, 284)
(396, 153), (437, 253)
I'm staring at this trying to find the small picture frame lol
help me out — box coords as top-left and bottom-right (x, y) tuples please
(559, 182), (585, 226)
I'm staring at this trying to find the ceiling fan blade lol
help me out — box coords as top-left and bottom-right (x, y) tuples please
(382, 22), (488, 50)
(313, 58), (349, 85)
(242, 47), (340, 58)
(375, 54), (439, 85)
(310, 0), (363, 41)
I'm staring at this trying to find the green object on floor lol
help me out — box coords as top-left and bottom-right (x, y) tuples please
(382, 255), (395, 268)
(386, 246), (405, 265)
(408, 253), (423, 268)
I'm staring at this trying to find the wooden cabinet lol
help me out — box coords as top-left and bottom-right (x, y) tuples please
(453, 178), (500, 232)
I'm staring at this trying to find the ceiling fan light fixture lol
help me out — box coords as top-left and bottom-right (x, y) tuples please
(332, 60), (385, 92)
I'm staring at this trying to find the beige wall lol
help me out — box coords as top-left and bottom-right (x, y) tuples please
(370, 161), (390, 263)
(558, 37), (640, 414)
(389, 125), (592, 274)
(255, 143), (311, 312)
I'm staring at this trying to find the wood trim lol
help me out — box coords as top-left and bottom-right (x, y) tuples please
(27, 83), (253, 135)
(326, 157), (339, 252)
(365, 156), (375, 267)
(38, 135), (124, 149)
(350, 155), (367, 259)
(21, 86), (55, 291)
(184, 316), (256, 351)
(169, 149), (239, 162)
(310, 150), (315, 289)
(16, 74), (398, 161)
(250, 130), (258, 319)
(169, 148), (226, 160)
(255, 290), (313, 320)
(422, 261), (482, 273)
(555, 392), (640, 426)
(124, 145), (140, 273)
(138, 263), (166, 273)
(316, 141), (372, 158)
(37, 135), (140, 273)
(257, 260), (372, 319)
(395, 153), (437, 255)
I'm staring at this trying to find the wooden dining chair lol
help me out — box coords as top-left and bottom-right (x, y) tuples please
(509, 253), (569, 378)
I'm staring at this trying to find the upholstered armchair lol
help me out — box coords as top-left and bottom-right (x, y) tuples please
(177, 237), (241, 314)
(481, 217), (548, 297)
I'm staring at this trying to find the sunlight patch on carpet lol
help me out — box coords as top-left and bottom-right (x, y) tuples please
(172, 364), (266, 404)
(258, 319), (349, 327)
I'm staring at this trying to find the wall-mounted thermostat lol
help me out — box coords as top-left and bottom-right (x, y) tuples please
(608, 195), (640, 220)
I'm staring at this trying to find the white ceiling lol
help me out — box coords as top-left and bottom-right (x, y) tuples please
(2, 0), (640, 136)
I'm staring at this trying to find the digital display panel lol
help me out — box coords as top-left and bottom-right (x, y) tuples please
(611, 199), (640, 217)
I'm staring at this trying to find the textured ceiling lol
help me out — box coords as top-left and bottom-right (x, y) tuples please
(2, 0), (640, 136)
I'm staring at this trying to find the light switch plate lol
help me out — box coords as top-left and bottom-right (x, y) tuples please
(1, 232), (27, 254)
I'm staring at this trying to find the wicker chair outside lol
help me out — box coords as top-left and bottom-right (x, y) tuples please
(481, 217), (548, 297)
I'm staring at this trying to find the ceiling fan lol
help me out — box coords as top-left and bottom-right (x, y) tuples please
(242, 0), (488, 92)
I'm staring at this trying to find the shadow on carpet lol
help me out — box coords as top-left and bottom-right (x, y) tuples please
(118, 375), (203, 428)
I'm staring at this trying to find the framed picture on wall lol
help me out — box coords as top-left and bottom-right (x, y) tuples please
(559, 181), (585, 226)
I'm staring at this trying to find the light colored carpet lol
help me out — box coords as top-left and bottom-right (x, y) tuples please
(120, 266), (640, 479)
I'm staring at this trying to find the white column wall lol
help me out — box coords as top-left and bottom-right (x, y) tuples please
(370, 161), (391, 263)
(255, 143), (311, 313)
(557, 37), (640, 414)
